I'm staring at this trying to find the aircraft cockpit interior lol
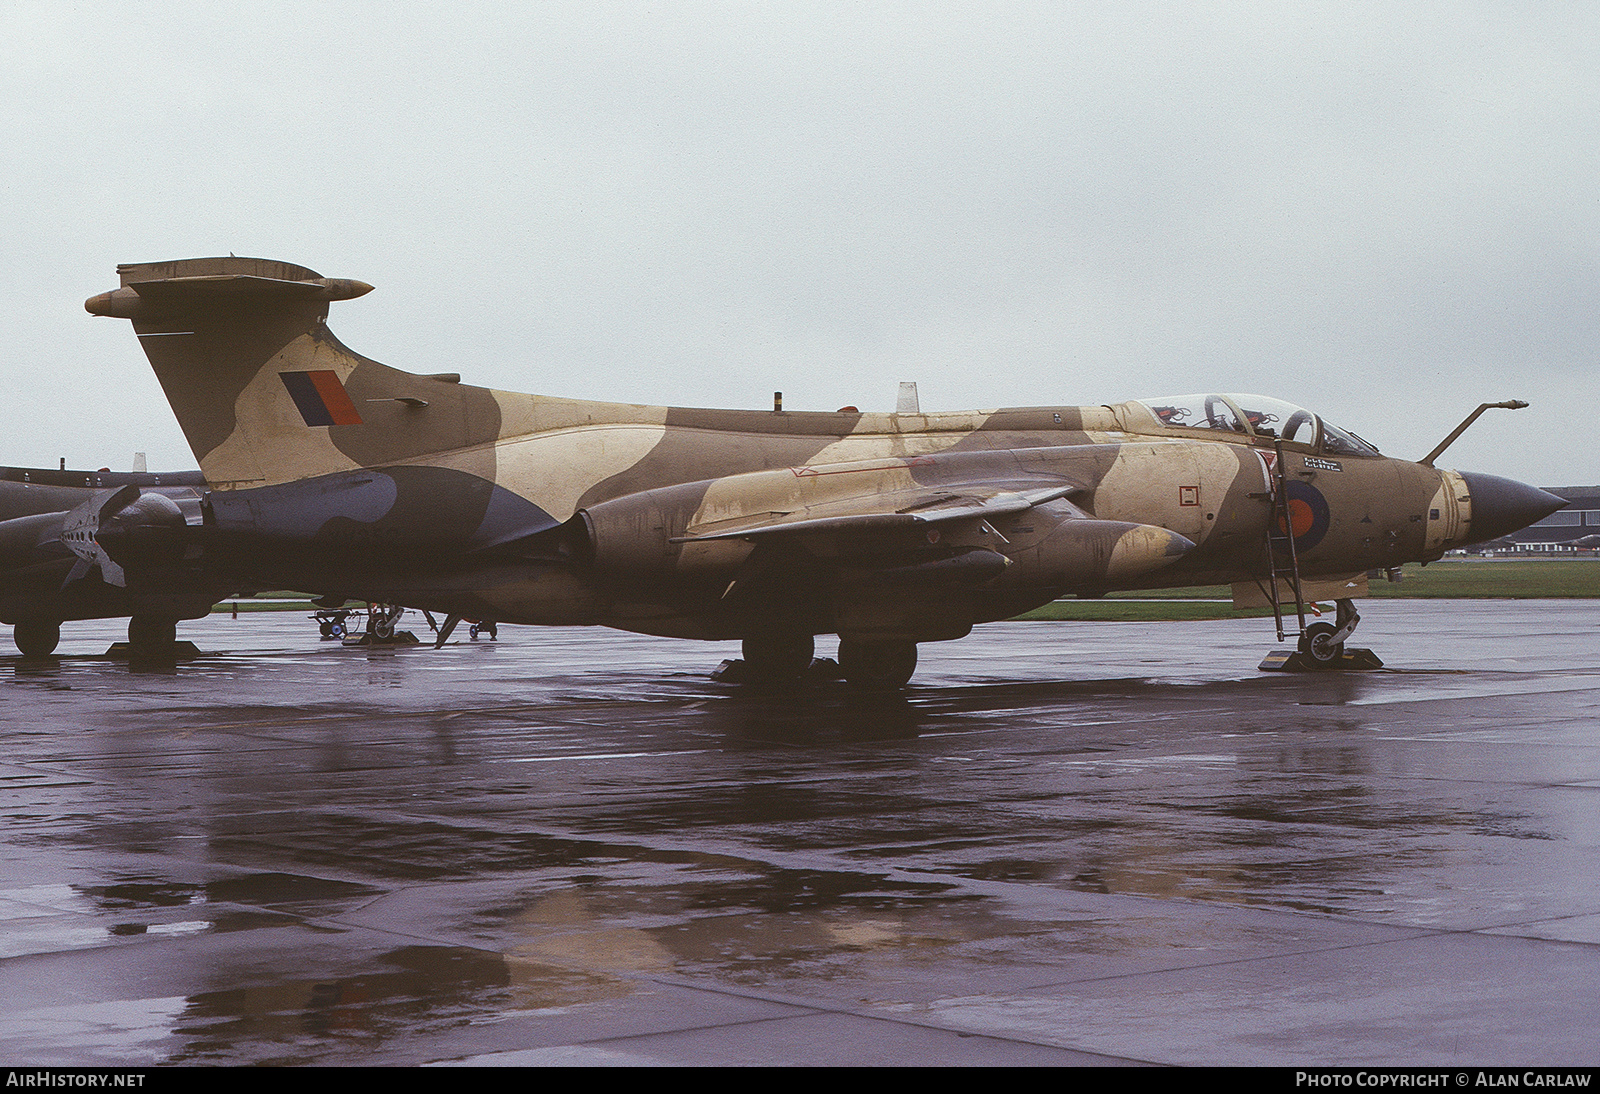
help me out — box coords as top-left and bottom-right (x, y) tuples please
(1133, 394), (1380, 457)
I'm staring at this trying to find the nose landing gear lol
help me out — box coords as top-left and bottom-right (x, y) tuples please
(1298, 599), (1360, 667)
(1263, 598), (1384, 672)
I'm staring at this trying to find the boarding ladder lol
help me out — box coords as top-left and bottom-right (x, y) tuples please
(1264, 438), (1308, 643)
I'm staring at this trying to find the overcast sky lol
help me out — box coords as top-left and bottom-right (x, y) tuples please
(2, 1), (1594, 484)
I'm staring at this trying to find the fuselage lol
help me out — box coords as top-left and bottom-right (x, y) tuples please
(177, 391), (1492, 641)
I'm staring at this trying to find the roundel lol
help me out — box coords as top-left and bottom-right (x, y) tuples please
(1278, 480), (1331, 552)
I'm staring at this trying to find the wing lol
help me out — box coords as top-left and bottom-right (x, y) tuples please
(671, 479), (1088, 542)
(579, 446), (1195, 599)
(633, 448), (1093, 547)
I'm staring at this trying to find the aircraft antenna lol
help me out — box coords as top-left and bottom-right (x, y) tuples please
(896, 382), (920, 415)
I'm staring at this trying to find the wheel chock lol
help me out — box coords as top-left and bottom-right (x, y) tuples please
(709, 657), (842, 683)
(710, 657), (750, 683)
(103, 640), (203, 661)
(1259, 647), (1384, 672)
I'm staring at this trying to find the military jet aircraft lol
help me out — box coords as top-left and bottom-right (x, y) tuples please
(24, 254), (1559, 683)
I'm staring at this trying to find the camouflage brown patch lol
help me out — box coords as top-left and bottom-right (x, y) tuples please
(135, 301), (328, 467)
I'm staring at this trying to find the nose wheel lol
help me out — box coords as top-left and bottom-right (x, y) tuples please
(1296, 599), (1360, 669)
(1263, 598), (1382, 672)
(1298, 621), (1346, 667)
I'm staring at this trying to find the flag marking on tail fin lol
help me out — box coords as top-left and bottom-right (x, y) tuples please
(280, 370), (364, 427)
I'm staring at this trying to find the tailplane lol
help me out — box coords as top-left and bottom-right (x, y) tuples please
(87, 257), (504, 489)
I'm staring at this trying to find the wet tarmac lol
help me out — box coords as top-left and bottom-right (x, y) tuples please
(1, 601), (1598, 1066)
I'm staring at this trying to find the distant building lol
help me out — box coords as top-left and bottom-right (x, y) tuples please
(1490, 487), (1600, 553)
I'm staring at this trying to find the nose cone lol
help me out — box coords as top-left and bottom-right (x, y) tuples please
(1459, 472), (1567, 545)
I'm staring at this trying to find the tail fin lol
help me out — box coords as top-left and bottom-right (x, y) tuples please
(87, 257), (504, 489)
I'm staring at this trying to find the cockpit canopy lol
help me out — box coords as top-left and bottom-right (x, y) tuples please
(1134, 394), (1379, 456)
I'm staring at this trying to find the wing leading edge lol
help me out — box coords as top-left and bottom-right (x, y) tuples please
(671, 481), (1087, 542)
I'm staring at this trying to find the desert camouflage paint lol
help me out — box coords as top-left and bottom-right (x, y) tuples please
(50, 256), (1558, 671)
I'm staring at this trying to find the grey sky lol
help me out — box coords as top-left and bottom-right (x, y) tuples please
(3, 1), (1594, 484)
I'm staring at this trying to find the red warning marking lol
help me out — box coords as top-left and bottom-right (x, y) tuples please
(306, 370), (363, 426)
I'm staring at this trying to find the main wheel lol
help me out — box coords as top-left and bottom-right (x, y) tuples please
(128, 616), (177, 656)
(1298, 622), (1344, 667)
(14, 620), (60, 658)
(741, 633), (815, 683)
(838, 639), (918, 689)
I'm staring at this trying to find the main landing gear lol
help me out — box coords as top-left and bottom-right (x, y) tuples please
(739, 633), (815, 683)
(13, 619), (60, 658)
(12, 617), (196, 661)
(127, 615), (177, 654)
(121, 615), (192, 661)
(837, 639), (917, 690)
(713, 633), (920, 689)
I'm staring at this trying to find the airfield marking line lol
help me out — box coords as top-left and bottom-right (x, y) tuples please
(600, 974), (1165, 1066)
(66, 702), (673, 737)
(1468, 912), (1600, 937)
(854, 885), (1600, 994)
(1310, 769), (1600, 792)
(491, 750), (719, 764)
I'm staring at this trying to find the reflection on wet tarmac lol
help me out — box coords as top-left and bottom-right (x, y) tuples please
(173, 945), (516, 1064)
(1, 605), (1598, 1064)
